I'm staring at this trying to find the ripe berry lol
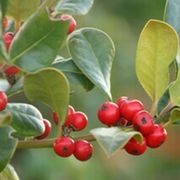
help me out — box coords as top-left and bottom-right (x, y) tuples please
(3, 32), (14, 51)
(4, 66), (20, 76)
(66, 111), (88, 131)
(36, 119), (51, 140)
(0, 91), (8, 111)
(73, 140), (93, 161)
(63, 105), (75, 126)
(120, 99), (144, 121)
(98, 102), (120, 126)
(133, 110), (154, 135)
(53, 105), (75, 125)
(60, 14), (76, 34)
(53, 137), (75, 157)
(146, 124), (167, 148)
(124, 137), (147, 155)
(116, 96), (128, 109)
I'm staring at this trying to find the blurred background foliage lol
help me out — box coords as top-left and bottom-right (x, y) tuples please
(10, 0), (180, 179)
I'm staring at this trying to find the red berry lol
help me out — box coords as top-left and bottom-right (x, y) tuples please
(124, 137), (147, 155)
(116, 96), (128, 109)
(3, 32), (14, 51)
(36, 119), (51, 140)
(53, 137), (75, 157)
(0, 91), (8, 111)
(66, 111), (88, 131)
(53, 105), (75, 125)
(120, 99), (144, 121)
(98, 102), (120, 126)
(4, 66), (20, 76)
(73, 140), (93, 161)
(63, 105), (75, 126)
(145, 124), (167, 148)
(133, 110), (154, 135)
(60, 14), (76, 34)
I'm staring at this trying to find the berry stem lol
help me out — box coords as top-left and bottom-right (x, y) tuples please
(17, 134), (95, 149)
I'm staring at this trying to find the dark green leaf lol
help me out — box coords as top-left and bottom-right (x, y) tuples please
(55, 0), (94, 15)
(164, 0), (180, 37)
(0, 164), (19, 180)
(157, 88), (170, 114)
(7, 0), (39, 20)
(68, 28), (115, 100)
(53, 58), (94, 92)
(90, 127), (143, 157)
(0, 127), (17, 172)
(6, 103), (45, 136)
(10, 9), (69, 72)
(24, 68), (69, 124)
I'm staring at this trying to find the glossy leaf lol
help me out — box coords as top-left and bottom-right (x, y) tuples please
(0, 112), (11, 127)
(6, 103), (45, 136)
(7, 77), (24, 97)
(55, 0), (94, 15)
(0, 127), (17, 172)
(68, 28), (115, 100)
(24, 68), (69, 124)
(136, 19), (178, 102)
(90, 127), (143, 157)
(53, 58), (94, 92)
(164, 0), (180, 36)
(7, 0), (39, 20)
(0, 164), (19, 180)
(10, 9), (69, 72)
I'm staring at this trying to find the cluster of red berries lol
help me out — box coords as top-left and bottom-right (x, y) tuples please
(52, 106), (93, 161)
(97, 96), (167, 155)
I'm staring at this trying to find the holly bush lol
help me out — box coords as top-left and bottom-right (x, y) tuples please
(0, 0), (180, 179)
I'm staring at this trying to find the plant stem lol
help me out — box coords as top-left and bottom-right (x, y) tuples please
(17, 134), (95, 149)
(150, 101), (157, 117)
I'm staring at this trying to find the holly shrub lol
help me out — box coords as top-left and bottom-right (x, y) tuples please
(0, 0), (180, 179)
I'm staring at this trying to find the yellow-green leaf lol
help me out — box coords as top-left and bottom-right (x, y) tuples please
(136, 19), (178, 102)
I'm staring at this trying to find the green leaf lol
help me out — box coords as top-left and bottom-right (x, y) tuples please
(90, 127), (143, 157)
(0, 0), (9, 61)
(170, 70), (180, 106)
(170, 107), (180, 124)
(7, 0), (39, 20)
(157, 88), (170, 114)
(0, 164), (19, 180)
(9, 9), (69, 72)
(24, 68), (69, 124)
(0, 127), (17, 172)
(136, 19), (178, 102)
(6, 103), (45, 136)
(164, 0), (180, 37)
(0, 112), (11, 127)
(68, 28), (115, 100)
(53, 58), (94, 92)
(55, 0), (94, 16)
(6, 77), (24, 97)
